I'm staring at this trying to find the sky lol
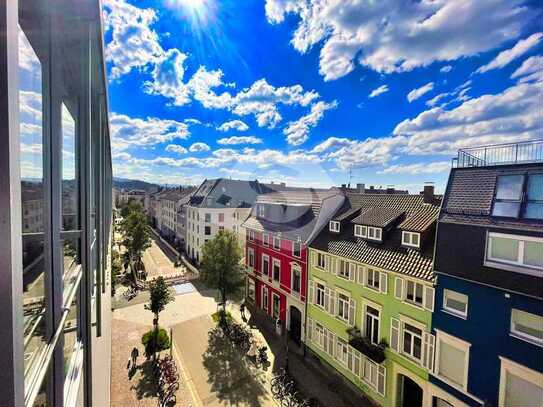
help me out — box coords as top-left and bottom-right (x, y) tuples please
(102, 0), (543, 193)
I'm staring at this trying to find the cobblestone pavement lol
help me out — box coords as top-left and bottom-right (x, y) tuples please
(110, 318), (194, 407)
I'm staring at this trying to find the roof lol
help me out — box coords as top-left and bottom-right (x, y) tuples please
(311, 192), (442, 282)
(160, 187), (195, 202)
(243, 188), (342, 243)
(189, 178), (265, 209)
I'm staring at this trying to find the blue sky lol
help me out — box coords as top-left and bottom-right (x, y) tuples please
(103, 0), (543, 192)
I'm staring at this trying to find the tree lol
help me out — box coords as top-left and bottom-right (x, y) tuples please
(200, 230), (245, 319)
(145, 276), (174, 328)
(120, 202), (151, 276)
(141, 327), (170, 360)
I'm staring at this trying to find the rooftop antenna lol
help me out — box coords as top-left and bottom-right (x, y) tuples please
(348, 168), (352, 188)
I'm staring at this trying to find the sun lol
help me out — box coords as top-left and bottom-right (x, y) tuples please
(166, 0), (215, 26)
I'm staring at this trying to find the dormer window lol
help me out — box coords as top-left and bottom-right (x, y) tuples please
(354, 225), (367, 238)
(354, 225), (381, 241)
(258, 204), (266, 218)
(402, 231), (420, 248)
(367, 227), (382, 241)
(329, 221), (340, 233)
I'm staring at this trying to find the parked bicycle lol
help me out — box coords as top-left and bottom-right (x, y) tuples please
(271, 368), (314, 407)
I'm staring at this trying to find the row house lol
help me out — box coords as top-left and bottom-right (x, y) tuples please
(430, 142), (543, 407)
(305, 188), (441, 406)
(186, 179), (265, 264)
(157, 188), (194, 244)
(175, 191), (194, 252)
(243, 189), (344, 344)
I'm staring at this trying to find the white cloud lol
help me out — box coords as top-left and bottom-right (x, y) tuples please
(407, 82), (434, 103)
(511, 55), (543, 83)
(184, 118), (202, 125)
(217, 120), (249, 132)
(283, 100), (338, 145)
(311, 137), (353, 153)
(219, 168), (254, 178)
(144, 48), (190, 105)
(265, 0), (535, 80)
(440, 65), (453, 73)
(165, 144), (188, 154)
(425, 92), (450, 107)
(217, 136), (263, 145)
(378, 161), (451, 175)
(109, 113), (190, 152)
(476, 32), (543, 74)
(189, 142), (211, 152)
(369, 85), (389, 98)
(103, 0), (164, 79)
(328, 136), (407, 170)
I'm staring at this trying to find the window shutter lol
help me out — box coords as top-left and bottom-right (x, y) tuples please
(348, 298), (356, 326)
(324, 287), (330, 312)
(323, 329), (329, 353)
(424, 286), (435, 312)
(353, 350), (362, 377)
(307, 318), (313, 342)
(325, 255), (330, 272)
(423, 332), (435, 372)
(331, 258), (337, 275)
(380, 272), (388, 294)
(309, 282), (314, 305)
(377, 365), (386, 396)
(394, 277), (404, 300)
(349, 263), (356, 282)
(347, 346), (354, 371)
(329, 289), (337, 316)
(390, 318), (400, 353)
(328, 332), (335, 357)
(357, 266), (364, 285)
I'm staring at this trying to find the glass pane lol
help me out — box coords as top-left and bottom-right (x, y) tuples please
(524, 241), (543, 268)
(490, 236), (519, 261)
(19, 24), (48, 381)
(63, 294), (80, 380)
(524, 203), (543, 220)
(438, 341), (465, 385)
(495, 175), (524, 200)
(527, 175), (543, 201)
(492, 201), (521, 218)
(505, 372), (543, 407)
(512, 309), (543, 340)
(62, 103), (78, 231)
(62, 238), (81, 304)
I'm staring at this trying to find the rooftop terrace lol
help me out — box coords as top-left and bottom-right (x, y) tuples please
(453, 139), (543, 168)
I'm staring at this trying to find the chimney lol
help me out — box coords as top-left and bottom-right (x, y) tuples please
(356, 183), (365, 193)
(423, 183), (435, 203)
(341, 184), (346, 188)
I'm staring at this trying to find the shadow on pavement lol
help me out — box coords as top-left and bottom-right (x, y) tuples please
(132, 360), (159, 400)
(202, 327), (270, 407)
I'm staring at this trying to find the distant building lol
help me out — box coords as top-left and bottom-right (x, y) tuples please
(430, 141), (543, 407)
(114, 188), (146, 207)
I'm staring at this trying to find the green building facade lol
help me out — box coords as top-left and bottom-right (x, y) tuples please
(305, 190), (441, 406)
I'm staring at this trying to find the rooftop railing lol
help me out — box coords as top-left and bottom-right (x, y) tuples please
(452, 139), (543, 168)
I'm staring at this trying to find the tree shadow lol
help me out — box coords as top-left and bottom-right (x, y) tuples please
(131, 359), (159, 400)
(202, 327), (270, 406)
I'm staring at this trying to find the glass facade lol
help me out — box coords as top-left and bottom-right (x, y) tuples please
(1, 0), (112, 406)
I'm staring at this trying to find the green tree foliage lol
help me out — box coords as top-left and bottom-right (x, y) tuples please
(145, 276), (174, 328)
(141, 328), (170, 360)
(111, 245), (122, 295)
(120, 201), (151, 273)
(200, 230), (245, 316)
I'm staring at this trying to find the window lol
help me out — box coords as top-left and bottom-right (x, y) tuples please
(273, 236), (281, 250)
(205, 213), (211, 223)
(354, 225), (367, 238)
(315, 283), (326, 308)
(402, 323), (423, 361)
(336, 338), (349, 366)
(406, 280), (424, 307)
(526, 174), (543, 219)
(258, 204), (265, 217)
(263, 234), (269, 246)
(248, 248), (255, 269)
(205, 226), (211, 236)
(262, 254), (269, 276)
(330, 221), (340, 232)
(499, 357), (543, 407)
(436, 331), (470, 390)
(273, 259), (281, 282)
(402, 231), (420, 248)
(367, 227), (382, 241)
(364, 305), (380, 345)
(314, 322), (326, 349)
(366, 268), (380, 290)
(262, 287), (269, 311)
(316, 252), (327, 269)
(337, 293), (350, 322)
(218, 213), (224, 222)
(248, 230), (255, 241)
(292, 267), (301, 293)
(486, 232), (543, 274)
(492, 174), (524, 218)
(247, 279), (255, 301)
(338, 260), (350, 279)
(443, 289), (468, 318)
(272, 294), (280, 319)
(292, 241), (301, 257)
(510, 309), (543, 346)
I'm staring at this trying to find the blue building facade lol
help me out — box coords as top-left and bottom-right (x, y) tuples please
(430, 143), (543, 407)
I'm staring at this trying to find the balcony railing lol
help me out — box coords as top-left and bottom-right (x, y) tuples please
(452, 139), (543, 168)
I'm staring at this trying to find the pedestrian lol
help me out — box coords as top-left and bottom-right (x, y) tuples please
(131, 347), (139, 367)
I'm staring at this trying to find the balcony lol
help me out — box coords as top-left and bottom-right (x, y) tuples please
(453, 139), (543, 168)
(347, 327), (386, 364)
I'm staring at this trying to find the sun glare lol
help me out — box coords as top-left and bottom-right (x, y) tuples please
(167, 0), (214, 26)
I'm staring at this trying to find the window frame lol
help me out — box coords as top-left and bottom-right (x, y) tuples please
(405, 280), (425, 308)
(354, 224), (367, 238)
(499, 356), (543, 407)
(247, 247), (255, 270)
(435, 330), (471, 392)
(366, 268), (381, 291)
(510, 308), (543, 347)
(485, 232), (543, 276)
(262, 254), (270, 277)
(337, 291), (351, 323)
(247, 278), (256, 301)
(273, 236), (281, 251)
(292, 241), (301, 258)
(315, 282), (326, 309)
(442, 289), (469, 319)
(272, 258), (281, 283)
(362, 300), (381, 345)
(402, 231), (421, 248)
(329, 221), (340, 233)
(291, 264), (301, 294)
(262, 233), (269, 247)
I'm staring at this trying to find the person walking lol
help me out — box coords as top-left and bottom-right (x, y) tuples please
(130, 347), (139, 367)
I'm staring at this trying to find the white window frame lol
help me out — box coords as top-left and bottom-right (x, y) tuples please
(247, 279), (255, 301)
(272, 293), (280, 320)
(338, 260), (350, 279)
(366, 268), (381, 291)
(402, 231), (421, 248)
(336, 337), (349, 367)
(367, 227), (382, 241)
(291, 264), (302, 295)
(258, 204), (265, 217)
(435, 330), (471, 392)
(510, 308), (543, 347)
(329, 221), (340, 233)
(262, 286), (269, 312)
(272, 258), (281, 283)
(262, 254), (270, 277)
(362, 300), (381, 345)
(405, 279), (425, 308)
(399, 316), (426, 363)
(354, 224), (367, 238)
(443, 289), (469, 319)
(337, 291), (351, 323)
(248, 229), (255, 242)
(485, 232), (543, 277)
(315, 282), (326, 309)
(498, 356), (543, 407)
(247, 247), (255, 270)
(316, 252), (327, 270)
(263, 233), (269, 247)
(273, 236), (281, 251)
(292, 241), (301, 258)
